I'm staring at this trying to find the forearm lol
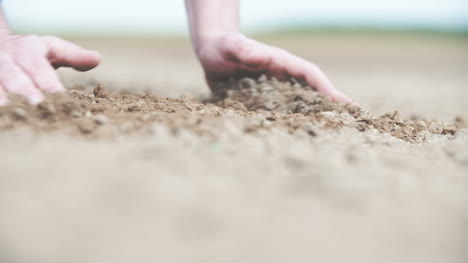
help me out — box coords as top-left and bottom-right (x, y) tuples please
(0, 5), (12, 38)
(185, 0), (239, 55)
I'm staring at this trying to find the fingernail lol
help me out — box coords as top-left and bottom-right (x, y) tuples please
(28, 95), (44, 105)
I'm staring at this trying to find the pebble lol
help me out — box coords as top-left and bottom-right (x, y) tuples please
(392, 111), (404, 123)
(12, 108), (28, 120)
(70, 111), (82, 118)
(428, 121), (444, 134)
(239, 78), (256, 89)
(92, 114), (109, 125)
(93, 84), (109, 99)
(76, 119), (96, 134)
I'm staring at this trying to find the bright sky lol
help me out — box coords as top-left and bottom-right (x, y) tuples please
(2, 0), (467, 35)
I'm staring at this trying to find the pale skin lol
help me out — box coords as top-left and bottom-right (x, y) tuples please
(0, 0), (352, 106)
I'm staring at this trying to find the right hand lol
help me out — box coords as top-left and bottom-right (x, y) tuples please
(0, 35), (101, 105)
(196, 32), (353, 104)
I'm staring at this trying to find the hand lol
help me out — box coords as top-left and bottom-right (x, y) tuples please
(196, 32), (352, 104)
(0, 35), (101, 105)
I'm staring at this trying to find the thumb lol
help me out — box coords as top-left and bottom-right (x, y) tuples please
(43, 36), (101, 71)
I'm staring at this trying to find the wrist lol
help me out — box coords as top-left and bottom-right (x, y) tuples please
(0, 14), (12, 39)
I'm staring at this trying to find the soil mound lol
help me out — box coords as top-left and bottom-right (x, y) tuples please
(0, 85), (217, 137)
(210, 76), (464, 142)
(0, 78), (465, 143)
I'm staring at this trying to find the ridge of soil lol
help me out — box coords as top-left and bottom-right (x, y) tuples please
(0, 77), (465, 143)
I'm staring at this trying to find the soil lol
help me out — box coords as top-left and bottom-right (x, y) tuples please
(0, 76), (464, 143)
(211, 76), (464, 142)
(1, 35), (467, 263)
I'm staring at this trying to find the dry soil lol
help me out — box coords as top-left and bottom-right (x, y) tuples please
(0, 33), (467, 263)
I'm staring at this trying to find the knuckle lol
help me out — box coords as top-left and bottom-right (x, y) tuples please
(15, 35), (46, 52)
(17, 57), (45, 70)
(0, 56), (14, 69)
(22, 34), (41, 42)
(42, 35), (60, 42)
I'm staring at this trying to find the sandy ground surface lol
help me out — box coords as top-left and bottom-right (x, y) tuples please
(0, 33), (467, 263)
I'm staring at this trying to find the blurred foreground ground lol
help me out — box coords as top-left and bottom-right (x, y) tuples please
(1, 32), (467, 263)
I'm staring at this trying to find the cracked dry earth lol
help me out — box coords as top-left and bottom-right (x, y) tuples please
(1, 77), (467, 263)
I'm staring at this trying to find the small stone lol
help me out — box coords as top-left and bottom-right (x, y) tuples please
(91, 105), (106, 113)
(391, 111), (404, 123)
(428, 121), (444, 134)
(12, 108), (28, 120)
(38, 103), (56, 115)
(261, 85), (274, 92)
(263, 100), (278, 111)
(442, 125), (457, 136)
(239, 78), (256, 89)
(70, 111), (82, 118)
(127, 105), (141, 112)
(92, 114), (109, 125)
(76, 119), (96, 134)
(454, 116), (467, 129)
(303, 123), (317, 136)
(417, 121), (426, 128)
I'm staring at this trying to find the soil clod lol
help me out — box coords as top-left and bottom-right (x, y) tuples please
(93, 84), (109, 99)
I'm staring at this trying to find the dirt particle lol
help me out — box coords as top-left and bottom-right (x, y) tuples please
(91, 105), (107, 113)
(454, 116), (467, 129)
(127, 105), (142, 112)
(12, 108), (28, 121)
(37, 103), (56, 120)
(93, 84), (109, 99)
(75, 119), (97, 134)
(391, 111), (404, 123)
(92, 114), (109, 125)
(70, 111), (82, 118)
(428, 121), (444, 134)
(442, 125), (457, 135)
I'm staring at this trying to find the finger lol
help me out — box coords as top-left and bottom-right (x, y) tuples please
(304, 63), (352, 104)
(282, 54), (353, 104)
(43, 36), (101, 71)
(0, 63), (44, 105)
(15, 56), (65, 93)
(0, 85), (8, 106)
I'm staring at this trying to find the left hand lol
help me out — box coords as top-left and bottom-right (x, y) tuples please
(196, 32), (352, 104)
(0, 35), (100, 105)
